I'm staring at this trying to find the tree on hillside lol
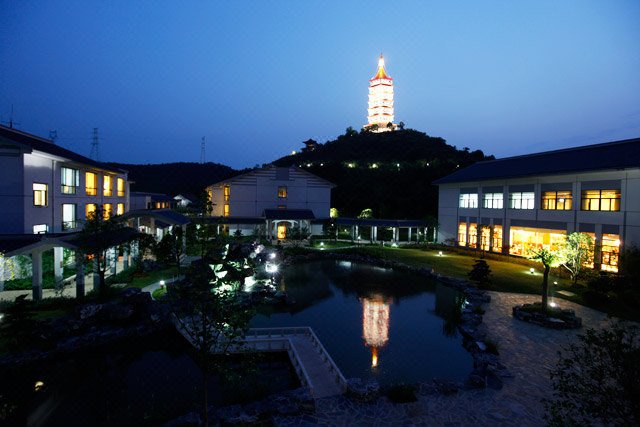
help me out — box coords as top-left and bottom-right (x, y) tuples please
(345, 126), (357, 137)
(559, 232), (594, 286)
(529, 248), (562, 312)
(358, 208), (373, 219)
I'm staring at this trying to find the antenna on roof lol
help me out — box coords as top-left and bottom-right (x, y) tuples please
(49, 130), (58, 144)
(90, 127), (100, 161)
(6, 104), (19, 129)
(200, 136), (206, 164)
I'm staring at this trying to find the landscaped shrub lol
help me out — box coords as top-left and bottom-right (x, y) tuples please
(385, 383), (417, 403)
(544, 321), (640, 426)
(468, 259), (492, 286)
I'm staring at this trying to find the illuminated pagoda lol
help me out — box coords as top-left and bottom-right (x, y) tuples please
(362, 295), (391, 368)
(364, 54), (396, 132)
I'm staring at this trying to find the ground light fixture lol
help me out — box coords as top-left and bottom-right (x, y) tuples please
(530, 268), (535, 274)
(265, 263), (278, 274)
(320, 242), (324, 246)
(438, 251), (443, 256)
(549, 302), (558, 308)
(34, 381), (44, 391)
(392, 243), (398, 248)
(269, 252), (276, 260)
(159, 280), (165, 287)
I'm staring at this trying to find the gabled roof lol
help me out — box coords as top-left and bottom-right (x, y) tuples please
(0, 125), (127, 174)
(434, 137), (640, 185)
(130, 191), (174, 201)
(207, 164), (335, 188)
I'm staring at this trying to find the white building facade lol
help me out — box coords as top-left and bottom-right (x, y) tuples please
(0, 125), (129, 235)
(435, 138), (640, 272)
(205, 165), (334, 239)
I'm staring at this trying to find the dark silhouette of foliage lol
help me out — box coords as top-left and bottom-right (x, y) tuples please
(468, 259), (492, 285)
(273, 129), (492, 219)
(544, 321), (640, 426)
(106, 162), (236, 197)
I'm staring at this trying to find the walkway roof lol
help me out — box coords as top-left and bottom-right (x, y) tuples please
(125, 209), (190, 226)
(334, 218), (429, 227)
(264, 209), (316, 220)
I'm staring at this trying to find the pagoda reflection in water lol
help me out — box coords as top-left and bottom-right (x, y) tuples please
(361, 294), (391, 368)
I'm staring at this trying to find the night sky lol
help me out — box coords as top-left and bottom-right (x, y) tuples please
(1, 1), (639, 169)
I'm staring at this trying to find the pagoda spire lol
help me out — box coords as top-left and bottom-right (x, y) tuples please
(364, 53), (396, 132)
(373, 53), (389, 80)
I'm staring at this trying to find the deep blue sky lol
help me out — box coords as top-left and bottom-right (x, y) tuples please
(1, 1), (639, 169)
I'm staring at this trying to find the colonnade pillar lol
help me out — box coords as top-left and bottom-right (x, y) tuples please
(32, 250), (43, 301)
(75, 250), (85, 299)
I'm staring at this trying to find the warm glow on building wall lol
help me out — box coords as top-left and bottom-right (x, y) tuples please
(362, 295), (391, 368)
(364, 54), (396, 132)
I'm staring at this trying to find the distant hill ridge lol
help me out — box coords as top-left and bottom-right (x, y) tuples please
(106, 162), (237, 196)
(273, 128), (493, 218)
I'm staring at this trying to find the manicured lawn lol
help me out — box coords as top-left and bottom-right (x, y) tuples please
(350, 246), (640, 321)
(359, 247), (573, 294)
(108, 266), (180, 289)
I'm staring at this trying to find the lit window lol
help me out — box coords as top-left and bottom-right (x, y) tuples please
(468, 223), (478, 248)
(600, 234), (620, 272)
(459, 193), (478, 209)
(103, 176), (113, 197)
(223, 204), (230, 217)
(86, 172), (97, 196)
(117, 178), (125, 197)
(480, 225), (490, 251)
(492, 225), (503, 252)
(116, 203), (125, 215)
(581, 190), (620, 211)
(86, 203), (97, 219)
(223, 185), (230, 202)
(278, 205), (286, 209)
(482, 193), (503, 209)
(457, 222), (467, 246)
(278, 186), (287, 198)
(542, 191), (572, 210)
(62, 204), (77, 230)
(33, 183), (48, 206)
(103, 204), (112, 220)
(509, 192), (535, 209)
(61, 167), (79, 194)
(509, 227), (566, 256)
(33, 224), (48, 234)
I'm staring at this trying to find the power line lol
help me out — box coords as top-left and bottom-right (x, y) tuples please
(90, 127), (100, 161)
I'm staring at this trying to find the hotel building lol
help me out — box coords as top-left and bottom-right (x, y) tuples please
(435, 137), (640, 272)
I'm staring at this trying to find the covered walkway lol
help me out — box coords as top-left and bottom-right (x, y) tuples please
(334, 218), (435, 244)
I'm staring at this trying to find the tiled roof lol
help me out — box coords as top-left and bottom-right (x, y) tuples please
(0, 125), (126, 173)
(434, 137), (640, 184)
(264, 209), (316, 220)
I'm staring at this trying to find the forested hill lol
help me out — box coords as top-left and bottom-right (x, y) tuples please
(106, 162), (237, 196)
(273, 129), (493, 219)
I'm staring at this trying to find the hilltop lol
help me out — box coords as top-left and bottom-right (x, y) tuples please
(106, 162), (237, 196)
(273, 128), (493, 218)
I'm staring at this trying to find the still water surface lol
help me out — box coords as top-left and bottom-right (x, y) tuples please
(251, 260), (473, 385)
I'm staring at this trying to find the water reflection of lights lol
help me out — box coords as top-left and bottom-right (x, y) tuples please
(338, 261), (352, 268)
(362, 295), (391, 369)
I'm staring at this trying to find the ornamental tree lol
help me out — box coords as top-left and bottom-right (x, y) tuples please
(529, 248), (562, 312)
(559, 232), (594, 286)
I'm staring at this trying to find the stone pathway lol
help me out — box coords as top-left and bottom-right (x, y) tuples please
(275, 292), (615, 426)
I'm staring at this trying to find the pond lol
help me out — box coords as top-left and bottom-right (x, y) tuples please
(252, 260), (473, 386)
(0, 332), (299, 426)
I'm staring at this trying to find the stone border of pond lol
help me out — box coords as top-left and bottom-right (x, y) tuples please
(281, 251), (513, 395)
(0, 287), (168, 368)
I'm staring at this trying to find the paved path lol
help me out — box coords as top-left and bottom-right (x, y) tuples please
(275, 292), (617, 426)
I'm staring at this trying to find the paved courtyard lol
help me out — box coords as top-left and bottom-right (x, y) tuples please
(276, 292), (614, 426)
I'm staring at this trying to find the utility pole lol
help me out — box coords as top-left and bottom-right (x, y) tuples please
(7, 105), (19, 129)
(90, 128), (100, 161)
(49, 130), (58, 144)
(200, 136), (206, 164)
